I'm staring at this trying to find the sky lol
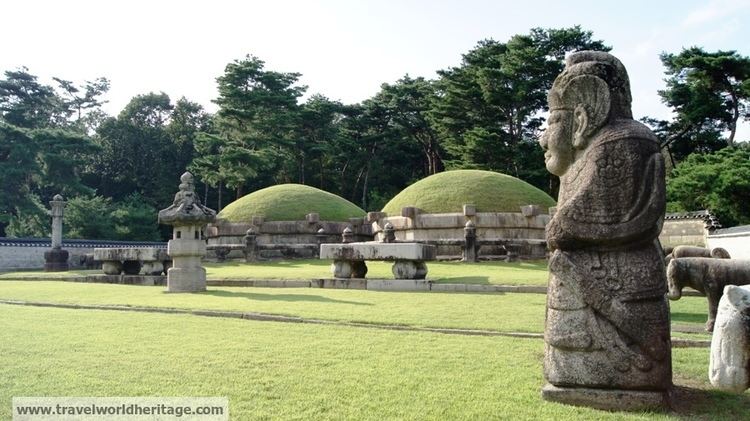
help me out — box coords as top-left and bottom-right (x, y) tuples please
(2, 0), (750, 138)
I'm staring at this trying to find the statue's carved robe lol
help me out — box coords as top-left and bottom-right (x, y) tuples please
(544, 119), (672, 389)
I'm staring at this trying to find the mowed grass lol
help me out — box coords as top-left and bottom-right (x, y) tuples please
(380, 169), (556, 215)
(0, 259), (550, 285)
(1, 305), (746, 420)
(0, 281), (713, 337)
(204, 259), (551, 285)
(217, 183), (365, 223)
(0, 281), (546, 333)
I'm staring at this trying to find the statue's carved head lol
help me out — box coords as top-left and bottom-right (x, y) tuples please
(539, 51), (632, 176)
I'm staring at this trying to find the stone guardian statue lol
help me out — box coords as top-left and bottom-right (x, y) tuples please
(539, 51), (672, 410)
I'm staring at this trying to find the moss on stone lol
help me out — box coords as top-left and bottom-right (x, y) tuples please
(217, 184), (366, 223)
(381, 170), (556, 216)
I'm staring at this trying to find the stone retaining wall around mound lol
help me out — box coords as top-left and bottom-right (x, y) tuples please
(206, 217), (373, 260)
(369, 208), (550, 259)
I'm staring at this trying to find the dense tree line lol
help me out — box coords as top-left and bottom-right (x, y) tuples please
(1, 26), (748, 240)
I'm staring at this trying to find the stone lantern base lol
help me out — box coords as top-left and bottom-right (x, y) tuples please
(44, 248), (69, 272)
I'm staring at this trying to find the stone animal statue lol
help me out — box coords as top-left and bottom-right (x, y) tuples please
(709, 285), (750, 393)
(539, 51), (671, 410)
(664, 245), (730, 265)
(667, 257), (750, 331)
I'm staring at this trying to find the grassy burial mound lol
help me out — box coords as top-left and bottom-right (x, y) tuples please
(217, 184), (366, 222)
(381, 170), (556, 216)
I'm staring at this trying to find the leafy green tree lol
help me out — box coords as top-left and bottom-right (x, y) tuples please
(430, 26), (609, 192)
(189, 130), (226, 209)
(64, 195), (114, 239)
(0, 68), (64, 129)
(335, 99), (424, 210)
(209, 55), (306, 198)
(88, 92), (183, 208)
(111, 193), (160, 241)
(371, 76), (443, 175)
(53, 76), (110, 133)
(296, 94), (347, 187)
(667, 146), (750, 227)
(656, 48), (750, 162)
(0, 123), (41, 230)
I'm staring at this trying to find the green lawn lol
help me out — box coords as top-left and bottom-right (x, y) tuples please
(0, 259), (551, 285)
(0, 304), (746, 420)
(0, 281), (712, 339)
(208, 259), (551, 285)
(381, 169), (556, 215)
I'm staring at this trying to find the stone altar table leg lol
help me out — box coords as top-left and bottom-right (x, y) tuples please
(122, 260), (142, 275)
(331, 260), (368, 278)
(392, 260), (427, 279)
(102, 261), (123, 275)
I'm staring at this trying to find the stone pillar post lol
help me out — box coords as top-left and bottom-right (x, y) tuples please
(243, 228), (257, 262)
(382, 222), (396, 243)
(316, 228), (327, 258)
(158, 172), (216, 293)
(44, 194), (69, 271)
(462, 220), (477, 262)
(341, 227), (354, 243)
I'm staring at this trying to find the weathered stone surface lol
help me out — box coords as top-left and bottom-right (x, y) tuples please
(141, 261), (164, 276)
(331, 260), (368, 278)
(541, 384), (668, 412)
(539, 51), (671, 408)
(709, 285), (750, 393)
(462, 220), (478, 262)
(320, 242), (436, 261)
(158, 172), (216, 293)
(401, 207), (422, 219)
(45, 194), (69, 272)
(366, 211), (387, 223)
(305, 212), (319, 224)
(43, 248), (69, 272)
(93, 247), (168, 262)
(667, 257), (750, 331)
(102, 261), (122, 275)
(367, 279), (430, 291)
(392, 260), (428, 279)
(85, 274), (166, 286)
(665, 245), (732, 264)
(158, 172), (216, 226)
(462, 204), (476, 216)
(520, 205), (540, 217)
(322, 278), (367, 289)
(382, 223), (396, 243)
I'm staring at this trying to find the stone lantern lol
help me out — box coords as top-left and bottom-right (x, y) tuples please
(158, 172), (216, 292)
(44, 194), (69, 271)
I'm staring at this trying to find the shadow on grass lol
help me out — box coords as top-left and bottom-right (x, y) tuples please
(670, 385), (750, 419)
(200, 289), (372, 306)
(671, 312), (708, 325)
(432, 276), (491, 285)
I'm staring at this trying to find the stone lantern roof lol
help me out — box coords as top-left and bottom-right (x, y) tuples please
(158, 172), (216, 226)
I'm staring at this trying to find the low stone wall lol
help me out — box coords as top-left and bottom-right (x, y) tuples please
(206, 216), (372, 260)
(0, 238), (167, 271)
(707, 225), (750, 259)
(368, 206), (550, 259)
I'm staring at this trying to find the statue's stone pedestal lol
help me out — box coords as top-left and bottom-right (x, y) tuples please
(44, 248), (69, 272)
(541, 384), (670, 411)
(166, 238), (207, 293)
